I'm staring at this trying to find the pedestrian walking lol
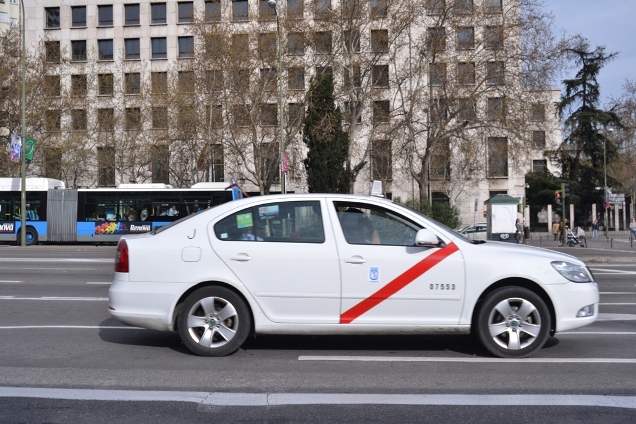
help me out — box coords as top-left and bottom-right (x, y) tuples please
(630, 217), (636, 242)
(592, 220), (599, 239)
(515, 218), (523, 244)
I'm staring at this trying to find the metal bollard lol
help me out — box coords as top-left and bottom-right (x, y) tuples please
(610, 238), (613, 248)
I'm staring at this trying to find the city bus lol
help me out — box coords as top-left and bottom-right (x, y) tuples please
(0, 178), (236, 245)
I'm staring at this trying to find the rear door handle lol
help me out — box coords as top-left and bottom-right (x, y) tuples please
(344, 255), (366, 264)
(231, 253), (252, 262)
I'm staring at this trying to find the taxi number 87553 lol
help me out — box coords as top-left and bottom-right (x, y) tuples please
(430, 283), (456, 290)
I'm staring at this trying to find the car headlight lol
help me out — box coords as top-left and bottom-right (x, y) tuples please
(551, 261), (594, 283)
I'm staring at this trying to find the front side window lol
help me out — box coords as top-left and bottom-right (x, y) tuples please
(152, 37), (168, 59)
(125, 38), (141, 60)
(72, 6), (87, 27)
(151, 3), (167, 24)
(46, 7), (60, 29)
(178, 2), (194, 23)
(179, 36), (195, 58)
(125, 4), (141, 25)
(98, 5), (114, 26)
(71, 40), (87, 61)
(214, 201), (325, 243)
(98, 39), (114, 61)
(488, 137), (508, 177)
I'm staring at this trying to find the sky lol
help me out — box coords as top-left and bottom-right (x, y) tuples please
(549, 0), (636, 105)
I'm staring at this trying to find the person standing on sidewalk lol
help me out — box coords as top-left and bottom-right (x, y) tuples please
(592, 220), (599, 239)
(515, 218), (523, 244)
(630, 217), (636, 241)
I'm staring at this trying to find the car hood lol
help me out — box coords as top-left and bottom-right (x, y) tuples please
(463, 240), (585, 266)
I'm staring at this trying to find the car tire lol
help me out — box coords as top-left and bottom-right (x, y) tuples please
(177, 286), (251, 357)
(475, 287), (551, 358)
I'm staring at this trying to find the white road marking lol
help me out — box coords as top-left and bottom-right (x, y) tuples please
(298, 356), (636, 363)
(86, 282), (112, 285)
(0, 296), (107, 301)
(0, 258), (113, 263)
(0, 325), (141, 330)
(600, 303), (636, 305)
(0, 387), (635, 409)
(0, 280), (22, 283)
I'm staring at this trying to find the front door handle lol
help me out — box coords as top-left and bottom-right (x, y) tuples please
(344, 255), (366, 264)
(231, 253), (252, 262)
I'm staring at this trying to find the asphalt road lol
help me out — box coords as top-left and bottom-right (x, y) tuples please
(0, 243), (634, 423)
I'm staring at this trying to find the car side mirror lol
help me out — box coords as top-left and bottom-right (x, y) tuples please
(415, 228), (441, 247)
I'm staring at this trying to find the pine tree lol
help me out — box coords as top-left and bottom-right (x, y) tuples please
(303, 73), (352, 193)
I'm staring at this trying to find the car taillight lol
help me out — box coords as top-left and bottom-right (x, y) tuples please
(115, 240), (129, 273)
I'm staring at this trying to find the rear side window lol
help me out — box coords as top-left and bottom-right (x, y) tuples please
(214, 201), (324, 243)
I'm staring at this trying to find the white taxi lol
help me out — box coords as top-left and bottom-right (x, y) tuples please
(108, 194), (598, 358)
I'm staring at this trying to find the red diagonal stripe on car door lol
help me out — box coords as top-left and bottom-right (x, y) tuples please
(340, 242), (459, 324)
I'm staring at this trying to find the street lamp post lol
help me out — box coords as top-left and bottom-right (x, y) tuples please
(604, 128), (613, 239)
(20, 0), (27, 247)
(268, 0), (286, 194)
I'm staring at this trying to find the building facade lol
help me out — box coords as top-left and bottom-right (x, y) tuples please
(21, 0), (562, 225)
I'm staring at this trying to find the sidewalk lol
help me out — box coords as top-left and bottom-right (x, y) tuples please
(525, 231), (636, 264)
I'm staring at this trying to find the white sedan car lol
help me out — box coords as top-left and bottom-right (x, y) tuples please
(108, 194), (598, 358)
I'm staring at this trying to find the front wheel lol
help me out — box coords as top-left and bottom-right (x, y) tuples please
(177, 286), (251, 357)
(475, 287), (551, 358)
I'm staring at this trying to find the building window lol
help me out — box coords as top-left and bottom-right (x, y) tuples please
(44, 110), (61, 132)
(458, 98), (475, 122)
(0, 13), (9, 24)
(125, 73), (141, 94)
(431, 143), (450, 179)
(178, 71), (195, 93)
(45, 7), (60, 29)
(261, 104), (277, 126)
(71, 40), (87, 61)
(344, 65), (361, 90)
(210, 144), (225, 182)
(206, 70), (224, 92)
(98, 74), (113, 96)
(344, 29), (361, 53)
(429, 63), (446, 86)
(71, 6), (87, 27)
(45, 41), (60, 63)
(426, 0), (445, 15)
(456, 27), (474, 49)
(71, 109), (87, 131)
(343, 101), (362, 124)
(125, 38), (141, 60)
(44, 148), (63, 181)
(98, 5), (113, 26)
(98, 108), (115, 131)
(484, 26), (504, 50)
(532, 130), (546, 148)
(370, 0), (388, 18)
(488, 137), (508, 177)
(259, 0), (276, 20)
(372, 100), (390, 125)
(98, 146), (116, 187)
(232, 69), (250, 92)
(44, 75), (61, 97)
(314, 0), (330, 20)
(531, 103), (545, 121)
(71, 74), (87, 97)
(232, 34), (249, 57)
(151, 146), (170, 183)
(288, 33), (305, 55)
(207, 105), (223, 129)
(342, 0), (361, 18)
(177, 104), (196, 137)
(233, 0), (249, 21)
(314, 32), (332, 54)
(288, 103), (305, 126)
(152, 38), (167, 59)
(178, 2), (194, 23)
(288, 0), (303, 19)
(371, 139), (392, 181)
(179, 36), (195, 58)
(427, 27), (446, 51)
(457, 62), (475, 85)
(152, 72), (168, 94)
(487, 97), (504, 121)
(316, 66), (333, 78)
(98, 39), (114, 61)
(430, 98), (448, 122)
(484, 0), (502, 13)
(125, 4), (140, 25)
(288, 67), (305, 90)
(152, 107), (169, 129)
(371, 29), (388, 53)
(233, 105), (250, 127)
(372, 65), (389, 88)
(486, 61), (505, 85)
(126, 108), (142, 131)
(533, 159), (547, 172)
(455, 0), (473, 14)
(151, 3), (167, 24)
(205, 0), (222, 21)
(258, 32), (277, 60)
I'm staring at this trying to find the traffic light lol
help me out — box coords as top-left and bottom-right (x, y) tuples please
(555, 191), (562, 205)
(564, 183), (571, 198)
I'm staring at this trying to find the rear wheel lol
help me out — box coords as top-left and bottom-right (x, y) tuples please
(177, 286), (251, 357)
(476, 287), (551, 358)
(17, 227), (38, 246)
